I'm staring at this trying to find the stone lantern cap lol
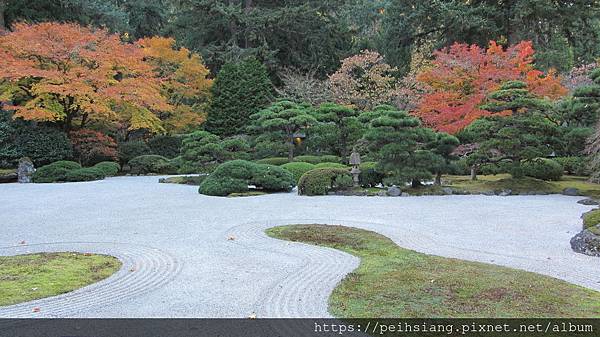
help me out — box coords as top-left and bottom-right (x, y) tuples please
(349, 151), (361, 166)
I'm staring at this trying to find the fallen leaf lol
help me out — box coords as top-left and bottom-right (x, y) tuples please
(32, 307), (40, 313)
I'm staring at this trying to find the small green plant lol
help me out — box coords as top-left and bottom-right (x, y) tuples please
(93, 162), (120, 176)
(298, 167), (351, 196)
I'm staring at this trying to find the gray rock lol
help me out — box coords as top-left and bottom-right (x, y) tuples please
(563, 187), (580, 196)
(498, 189), (512, 197)
(387, 185), (402, 197)
(571, 227), (600, 257)
(400, 192), (410, 197)
(17, 157), (35, 183)
(441, 187), (453, 195)
(482, 190), (495, 196)
(377, 191), (387, 197)
(578, 198), (599, 206)
(0, 172), (17, 183)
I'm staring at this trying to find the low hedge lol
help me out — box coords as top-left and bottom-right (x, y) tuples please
(298, 167), (352, 196)
(554, 156), (589, 176)
(281, 162), (316, 184)
(128, 155), (176, 175)
(33, 161), (82, 183)
(314, 162), (348, 169)
(293, 155), (341, 164)
(521, 158), (563, 181)
(199, 160), (294, 196)
(93, 162), (120, 176)
(64, 167), (106, 182)
(255, 157), (290, 166)
(359, 161), (384, 187)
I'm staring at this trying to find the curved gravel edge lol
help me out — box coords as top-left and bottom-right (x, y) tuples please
(0, 242), (182, 318)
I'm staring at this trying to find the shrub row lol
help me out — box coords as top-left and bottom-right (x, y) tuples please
(199, 160), (294, 196)
(521, 158), (563, 181)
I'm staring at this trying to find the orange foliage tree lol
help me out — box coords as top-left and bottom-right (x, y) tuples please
(415, 41), (567, 134)
(138, 37), (212, 133)
(0, 22), (172, 133)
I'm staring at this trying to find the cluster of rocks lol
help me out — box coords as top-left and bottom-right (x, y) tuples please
(571, 228), (600, 257)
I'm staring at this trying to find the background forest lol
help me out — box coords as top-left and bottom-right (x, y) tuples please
(2, 0), (600, 194)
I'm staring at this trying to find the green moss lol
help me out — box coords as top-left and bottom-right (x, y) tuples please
(267, 225), (600, 318)
(227, 191), (268, 197)
(0, 252), (121, 306)
(159, 175), (207, 186)
(583, 209), (600, 235)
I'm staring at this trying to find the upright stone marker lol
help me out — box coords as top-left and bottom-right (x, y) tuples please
(17, 157), (35, 183)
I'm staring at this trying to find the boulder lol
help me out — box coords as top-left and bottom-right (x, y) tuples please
(571, 227), (600, 257)
(441, 187), (453, 195)
(400, 192), (411, 197)
(497, 189), (512, 197)
(578, 198), (599, 206)
(17, 157), (35, 183)
(562, 187), (580, 196)
(387, 185), (401, 197)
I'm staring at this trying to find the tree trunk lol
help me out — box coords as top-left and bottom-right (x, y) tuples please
(0, 0), (6, 30)
(287, 136), (294, 162)
(434, 172), (442, 185)
(411, 178), (422, 188)
(470, 165), (478, 181)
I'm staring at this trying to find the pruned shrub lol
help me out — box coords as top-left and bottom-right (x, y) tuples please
(314, 162), (348, 169)
(69, 129), (118, 166)
(198, 160), (294, 196)
(281, 162), (316, 183)
(358, 161), (384, 187)
(128, 155), (176, 175)
(118, 140), (152, 166)
(554, 156), (589, 176)
(148, 135), (183, 159)
(255, 157), (289, 166)
(64, 167), (105, 182)
(298, 167), (352, 196)
(33, 161), (82, 183)
(521, 158), (563, 181)
(293, 155), (341, 164)
(93, 162), (120, 177)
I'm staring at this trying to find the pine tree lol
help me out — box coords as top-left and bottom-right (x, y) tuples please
(205, 58), (274, 137)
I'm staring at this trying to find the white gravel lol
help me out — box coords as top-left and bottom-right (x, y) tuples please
(0, 176), (597, 318)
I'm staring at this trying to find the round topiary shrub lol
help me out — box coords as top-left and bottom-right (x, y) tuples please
(293, 155), (342, 164)
(33, 161), (82, 183)
(64, 167), (106, 182)
(358, 161), (384, 187)
(148, 135), (183, 159)
(93, 162), (120, 177)
(521, 158), (563, 181)
(198, 160), (294, 196)
(314, 162), (348, 169)
(281, 162), (316, 183)
(298, 167), (352, 196)
(118, 140), (152, 166)
(128, 155), (176, 175)
(255, 157), (289, 165)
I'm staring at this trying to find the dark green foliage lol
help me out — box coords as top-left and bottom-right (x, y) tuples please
(147, 135), (183, 159)
(127, 155), (176, 175)
(464, 114), (561, 178)
(117, 140), (152, 166)
(64, 167), (106, 182)
(298, 167), (352, 196)
(553, 157), (589, 176)
(557, 127), (593, 156)
(32, 161), (82, 183)
(255, 157), (289, 166)
(293, 155), (342, 165)
(521, 158), (563, 181)
(358, 161), (384, 187)
(250, 100), (317, 161)
(362, 105), (447, 187)
(568, 68), (600, 128)
(314, 103), (362, 160)
(281, 162), (316, 184)
(205, 58), (274, 137)
(93, 161), (120, 176)
(198, 160), (294, 196)
(0, 113), (72, 167)
(480, 81), (550, 114)
(314, 162), (348, 169)
(180, 131), (250, 173)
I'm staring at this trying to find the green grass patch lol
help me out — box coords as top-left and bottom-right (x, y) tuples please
(583, 209), (600, 235)
(266, 224), (600, 318)
(0, 252), (121, 306)
(159, 175), (207, 186)
(227, 191), (268, 197)
(0, 168), (16, 175)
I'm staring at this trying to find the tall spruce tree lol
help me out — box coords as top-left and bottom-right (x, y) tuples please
(205, 58), (274, 137)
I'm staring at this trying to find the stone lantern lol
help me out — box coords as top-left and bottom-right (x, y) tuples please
(349, 151), (361, 187)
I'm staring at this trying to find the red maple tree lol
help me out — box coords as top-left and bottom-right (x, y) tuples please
(414, 41), (567, 134)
